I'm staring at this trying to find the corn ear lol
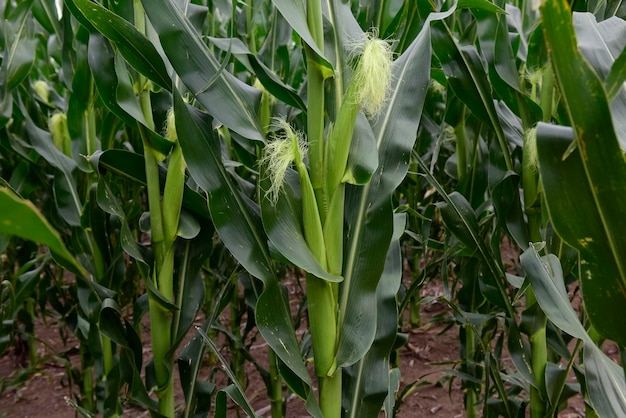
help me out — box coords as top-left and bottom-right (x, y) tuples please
(33, 80), (49, 104)
(325, 33), (393, 199)
(49, 112), (72, 157)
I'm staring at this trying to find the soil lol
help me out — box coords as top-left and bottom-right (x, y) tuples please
(0, 270), (596, 418)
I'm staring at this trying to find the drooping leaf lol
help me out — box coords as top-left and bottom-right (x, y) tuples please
(68, 0), (171, 89)
(521, 247), (626, 416)
(208, 36), (306, 112)
(0, 186), (85, 275)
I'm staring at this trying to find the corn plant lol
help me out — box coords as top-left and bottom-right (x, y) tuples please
(2, 0), (626, 417)
(407, 0), (626, 416)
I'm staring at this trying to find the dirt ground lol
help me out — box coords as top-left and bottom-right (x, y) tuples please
(0, 279), (590, 418)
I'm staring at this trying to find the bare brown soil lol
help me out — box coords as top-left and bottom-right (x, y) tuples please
(0, 274), (592, 418)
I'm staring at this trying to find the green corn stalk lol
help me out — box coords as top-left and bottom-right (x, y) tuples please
(133, 2), (185, 415)
(524, 64), (554, 418)
(262, 17), (393, 414)
(257, 81), (283, 418)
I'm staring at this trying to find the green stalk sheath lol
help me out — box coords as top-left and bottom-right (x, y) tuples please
(245, 0), (256, 53)
(523, 122), (547, 418)
(540, 66), (554, 123)
(455, 106), (468, 182)
(465, 328), (477, 418)
(161, 142), (185, 303)
(268, 350), (283, 418)
(296, 160), (337, 377)
(149, 296), (175, 411)
(319, 368), (342, 418)
(307, 50), (327, 213)
(142, 131), (175, 416)
(306, 274), (337, 376)
(324, 184), (345, 277)
(294, 119), (341, 415)
(134, 2), (175, 414)
(305, 0), (326, 212)
(324, 91), (359, 201)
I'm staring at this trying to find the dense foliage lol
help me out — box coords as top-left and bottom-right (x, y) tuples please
(1, 0), (626, 416)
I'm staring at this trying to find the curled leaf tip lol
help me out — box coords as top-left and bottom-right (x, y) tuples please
(351, 31), (394, 118)
(261, 118), (307, 205)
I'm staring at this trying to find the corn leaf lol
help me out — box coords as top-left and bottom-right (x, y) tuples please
(343, 213), (405, 418)
(0, 186), (85, 275)
(521, 247), (626, 416)
(539, 0), (626, 346)
(270, 0), (332, 70)
(260, 169), (342, 283)
(142, 0), (263, 141)
(86, 34), (173, 156)
(67, 0), (171, 90)
(431, 21), (513, 169)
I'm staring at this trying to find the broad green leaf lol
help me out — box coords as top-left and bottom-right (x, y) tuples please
(68, 0), (171, 89)
(536, 123), (626, 346)
(260, 169), (342, 283)
(173, 94), (273, 283)
(23, 116), (83, 227)
(142, 0), (263, 141)
(336, 6), (456, 368)
(270, 0), (332, 70)
(208, 36), (306, 112)
(521, 247), (626, 416)
(0, 186), (85, 275)
(343, 213), (405, 418)
(584, 342), (626, 417)
(540, 0), (626, 345)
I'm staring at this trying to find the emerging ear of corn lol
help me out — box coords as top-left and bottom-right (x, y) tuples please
(325, 33), (392, 198)
(254, 79), (274, 135)
(49, 112), (72, 157)
(33, 80), (50, 104)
